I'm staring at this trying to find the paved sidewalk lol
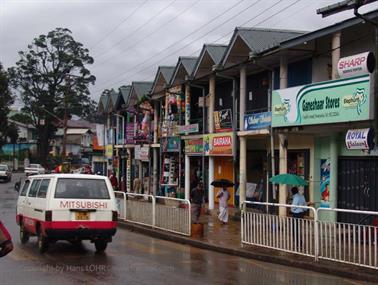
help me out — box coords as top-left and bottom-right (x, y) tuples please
(118, 209), (378, 283)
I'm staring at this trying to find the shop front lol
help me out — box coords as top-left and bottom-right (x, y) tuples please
(204, 132), (235, 207)
(184, 137), (205, 194)
(272, 72), (374, 221)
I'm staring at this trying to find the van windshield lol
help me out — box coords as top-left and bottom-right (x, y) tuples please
(55, 178), (110, 199)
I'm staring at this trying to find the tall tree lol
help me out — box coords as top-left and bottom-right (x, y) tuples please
(9, 28), (96, 163)
(0, 62), (14, 149)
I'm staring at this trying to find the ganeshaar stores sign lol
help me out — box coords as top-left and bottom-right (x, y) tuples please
(272, 74), (373, 127)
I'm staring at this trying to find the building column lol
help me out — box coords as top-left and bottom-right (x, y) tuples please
(209, 75), (215, 133)
(208, 157), (214, 210)
(153, 148), (158, 196)
(332, 32), (341, 80)
(239, 136), (247, 208)
(185, 155), (190, 200)
(278, 133), (288, 217)
(239, 66), (247, 130)
(280, 56), (288, 89)
(329, 135), (338, 220)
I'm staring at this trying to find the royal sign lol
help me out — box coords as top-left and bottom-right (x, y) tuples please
(345, 128), (374, 150)
(337, 52), (375, 78)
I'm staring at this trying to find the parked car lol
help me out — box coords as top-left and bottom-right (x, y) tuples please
(15, 174), (118, 253)
(24, 164), (45, 176)
(0, 165), (12, 182)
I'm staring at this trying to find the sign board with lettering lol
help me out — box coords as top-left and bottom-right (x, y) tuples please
(244, 112), (271, 130)
(178, 123), (199, 134)
(345, 128), (374, 150)
(214, 109), (232, 132)
(185, 139), (203, 155)
(140, 146), (150, 161)
(337, 52), (375, 78)
(272, 75), (372, 127)
(204, 132), (233, 156)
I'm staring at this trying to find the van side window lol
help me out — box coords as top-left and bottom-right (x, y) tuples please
(28, 179), (42, 197)
(37, 179), (50, 199)
(20, 180), (31, 196)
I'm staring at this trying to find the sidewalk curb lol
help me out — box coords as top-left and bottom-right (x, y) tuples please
(118, 221), (378, 283)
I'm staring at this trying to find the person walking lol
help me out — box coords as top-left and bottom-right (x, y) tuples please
(291, 186), (313, 249)
(216, 187), (230, 224)
(109, 172), (118, 191)
(190, 182), (204, 224)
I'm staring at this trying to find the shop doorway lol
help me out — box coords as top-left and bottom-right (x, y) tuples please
(338, 157), (378, 224)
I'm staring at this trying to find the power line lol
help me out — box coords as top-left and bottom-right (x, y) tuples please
(95, 0), (201, 66)
(89, 0), (149, 51)
(93, 0), (177, 59)
(92, 0), (258, 92)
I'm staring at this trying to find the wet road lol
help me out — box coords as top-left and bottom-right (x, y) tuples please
(0, 173), (374, 285)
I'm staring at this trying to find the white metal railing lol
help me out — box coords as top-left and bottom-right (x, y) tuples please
(155, 196), (191, 236)
(114, 192), (191, 236)
(114, 191), (126, 220)
(241, 201), (317, 259)
(125, 193), (155, 227)
(241, 201), (378, 270)
(317, 208), (378, 269)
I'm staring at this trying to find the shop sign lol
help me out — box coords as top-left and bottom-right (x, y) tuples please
(126, 154), (131, 192)
(272, 75), (372, 127)
(185, 139), (203, 155)
(162, 137), (180, 152)
(134, 145), (141, 160)
(140, 146), (150, 161)
(178, 123), (199, 134)
(244, 112), (271, 130)
(214, 109), (232, 132)
(105, 144), (113, 159)
(337, 52), (375, 78)
(204, 132), (233, 156)
(125, 123), (135, 144)
(320, 159), (330, 208)
(198, 96), (210, 107)
(345, 128), (374, 150)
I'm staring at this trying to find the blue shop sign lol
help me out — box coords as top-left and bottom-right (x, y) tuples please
(244, 112), (272, 130)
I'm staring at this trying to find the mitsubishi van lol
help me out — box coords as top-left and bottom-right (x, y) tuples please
(16, 174), (118, 253)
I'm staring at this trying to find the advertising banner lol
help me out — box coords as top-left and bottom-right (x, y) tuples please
(105, 144), (113, 159)
(178, 123), (199, 134)
(204, 132), (233, 156)
(140, 146), (150, 162)
(320, 159), (330, 208)
(214, 109), (232, 132)
(162, 137), (180, 152)
(272, 75), (372, 127)
(345, 128), (374, 150)
(125, 123), (135, 144)
(337, 52), (375, 78)
(244, 112), (272, 130)
(185, 139), (203, 155)
(134, 145), (141, 160)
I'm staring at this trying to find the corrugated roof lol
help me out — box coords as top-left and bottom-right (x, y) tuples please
(132, 81), (153, 99)
(99, 93), (109, 113)
(222, 27), (306, 65)
(56, 128), (91, 136)
(160, 66), (175, 83)
(170, 56), (198, 86)
(192, 44), (227, 77)
(119, 85), (131, 105)
(110, 89), (120, 109)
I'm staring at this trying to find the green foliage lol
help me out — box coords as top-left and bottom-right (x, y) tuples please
(0, 62), (14, 148)
(10, 112), (33, 125)
(8, 28), (96, 162)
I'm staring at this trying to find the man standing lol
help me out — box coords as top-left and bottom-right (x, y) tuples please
(190, 182), (204, 224)
(216, 187), (230, 224)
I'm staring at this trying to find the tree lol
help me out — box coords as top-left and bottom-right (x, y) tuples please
(9, 28), (96, 164)
(0, 63), (14, 149)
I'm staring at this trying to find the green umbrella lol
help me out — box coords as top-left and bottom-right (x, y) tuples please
(269, 173), (308, 186)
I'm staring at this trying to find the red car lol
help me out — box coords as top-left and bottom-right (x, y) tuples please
(0, 221), (13, 257)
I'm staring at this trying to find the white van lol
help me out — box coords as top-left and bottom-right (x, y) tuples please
(16, 174), (118, 253)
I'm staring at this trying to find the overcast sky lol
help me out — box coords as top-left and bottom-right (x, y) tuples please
(1, 0), (377, 106)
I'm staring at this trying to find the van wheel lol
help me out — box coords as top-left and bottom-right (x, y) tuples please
(20, 224), (30, 244)
(94, 239), (107, 252)
(37, 230), (49, 253)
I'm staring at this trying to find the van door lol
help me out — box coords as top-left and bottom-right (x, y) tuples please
(33, 179), (51, 223)
(17, 179), (31, 220)
(24, 179), (42, 234)
(51, 177), (114, 223)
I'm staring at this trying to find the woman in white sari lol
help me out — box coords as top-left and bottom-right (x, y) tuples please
(216, 187), (230, 224)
